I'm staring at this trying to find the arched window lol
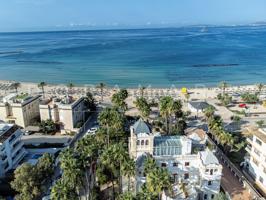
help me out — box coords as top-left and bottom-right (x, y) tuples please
(145, 140), (149, 145)
(141, 140), (144, 145)
(137, 140), (140, 146)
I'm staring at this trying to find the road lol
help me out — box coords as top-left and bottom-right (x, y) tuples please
(69, 111), (99, 147)
(219, 157), (252, 200)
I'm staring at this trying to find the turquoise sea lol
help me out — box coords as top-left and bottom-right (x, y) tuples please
(0, 26), (266, 87)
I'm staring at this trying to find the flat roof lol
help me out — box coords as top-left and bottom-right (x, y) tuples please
(0, 123), (18, 143)
(245, 127), (266, 143)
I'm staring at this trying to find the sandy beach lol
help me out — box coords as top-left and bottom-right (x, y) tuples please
(0, 80), (263, 107)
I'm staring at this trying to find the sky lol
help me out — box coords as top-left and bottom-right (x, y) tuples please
(0, 0), (266, 32)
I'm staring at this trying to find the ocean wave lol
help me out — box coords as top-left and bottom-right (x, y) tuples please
(192, 64), (239, 67)
(0, 50), (24, 55)
(17, 60), (63, 64)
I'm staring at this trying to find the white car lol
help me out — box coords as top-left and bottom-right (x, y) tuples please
(86, 126), (98, 135)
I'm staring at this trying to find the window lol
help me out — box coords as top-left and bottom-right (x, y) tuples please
(208, 181), (212, 185)
(184, 173), (189, 179)
(145, 140), (149, 145)
(259, 176), (264, 184)
(161, 163), (167, 167)
(141, 140), (144, 145)
(204, 194), (208, 199)
(137, 140), (140, 146)
(256, 139), (262, 146)
(173, 162), (178, 167)
(214, 169), (218, 172)
(205, 169), (209, 173)
(211, 194), (215, 199)
(254, 148), (261, 157)
(210, 169), (213, 175)
(185, 162), (190, 166)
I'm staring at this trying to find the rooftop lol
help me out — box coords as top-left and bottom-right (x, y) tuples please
(40, 95), (76, 106)
(132, 118), (151, 135)
(189, 101), (209, 110)
(0, 123), (18, 143)
(200, 150), (219, 166)
(244, 126), (266, 143)
(153, 136), (182, 156)
(0, 93), (38, 105)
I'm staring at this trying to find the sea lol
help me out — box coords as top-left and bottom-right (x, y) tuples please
(0, 26), (266, 88)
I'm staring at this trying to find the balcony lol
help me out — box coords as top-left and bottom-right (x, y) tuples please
(246, 137), (253, 144)
(12, 149), (27, 168)
(245, 145), (252, 153)
(12, 142), (24, 157)
(9, 132), (21, 145)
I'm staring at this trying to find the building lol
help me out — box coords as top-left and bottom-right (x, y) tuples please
(244, 126), (266, 194)
(129, 119), (222, 200)
(0, 93), (41, 128)
(186, 128), (207, 150)
(0, 122), (26, 177)
(39, 96), (86, 134)
(188, 101), (210, 114)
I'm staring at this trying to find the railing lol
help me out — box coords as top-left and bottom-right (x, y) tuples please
(207, 135), (264, 199)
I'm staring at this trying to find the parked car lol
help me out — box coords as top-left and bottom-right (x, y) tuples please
(86, 126), (99, 135)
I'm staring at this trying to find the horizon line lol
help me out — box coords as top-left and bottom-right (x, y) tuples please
(1, 22), (266, 34)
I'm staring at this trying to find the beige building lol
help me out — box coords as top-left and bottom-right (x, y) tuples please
(244, 126), (266, 194)
(0, 93), (40, 128)
(40, 96), (86, 134)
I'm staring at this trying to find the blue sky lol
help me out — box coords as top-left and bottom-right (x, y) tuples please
(1, 0), (266, 31)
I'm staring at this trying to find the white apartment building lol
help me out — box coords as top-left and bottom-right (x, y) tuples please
(0, 122), (26, 177)
(129, 119), (222, 200)
(244, 126), (266, 194)
(40, 96), (86, 134)
(0, 93), (41, 128)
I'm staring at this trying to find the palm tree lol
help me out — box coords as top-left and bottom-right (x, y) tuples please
(59, 149), (83, 195)
(134, 97), (151, 120)
(118, 192), (136, 200)
(122, 158), (135, 192)
(97, 82), (106, 103)
(100, 143), (128, 199)
(184, 93), (190, 103)
(111, 89), (128, 112)
(219, 81), (228, 96)
(75, 135), (100, 199)
(98, 107), (124, 146)
(67, 82), (74, 94)
(146, 167), (172, 199)
(12, 82), (20, 94)
(159, 96), (180, 134)
(257, 83), (264, 95)
(38, 82), (47, 98)
(143, 156), (157, 175)
(204, 106), (215, 119)
(51, 178), (78, 200)
(139, 86), (146, 97)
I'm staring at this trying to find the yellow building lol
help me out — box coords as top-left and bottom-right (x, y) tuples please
(0, 93), (41, 128)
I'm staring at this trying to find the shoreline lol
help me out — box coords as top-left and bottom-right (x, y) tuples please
(0, 79), (263, 90)
(0, 80), (263, 104)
